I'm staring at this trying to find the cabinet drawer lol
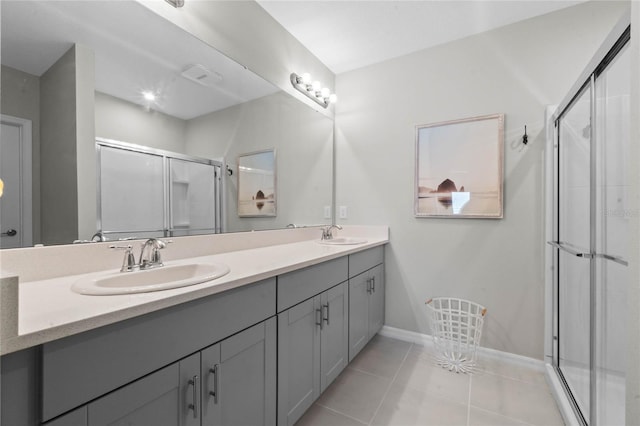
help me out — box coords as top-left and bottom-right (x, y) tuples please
(41, 278), (276, 422)
(349, 246), (384, 278)
(277, 257), (348, 312)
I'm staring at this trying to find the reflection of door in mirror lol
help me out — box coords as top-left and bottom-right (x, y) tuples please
(0, 115), (33, 248)
(97, 140), (222, 241)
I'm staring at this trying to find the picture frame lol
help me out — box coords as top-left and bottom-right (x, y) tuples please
(415, 114), (504, 218)
(237, 149), (276, 217)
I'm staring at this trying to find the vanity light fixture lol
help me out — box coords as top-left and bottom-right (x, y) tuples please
(290, 72), (337, 109)
(165, 0), (185, 8)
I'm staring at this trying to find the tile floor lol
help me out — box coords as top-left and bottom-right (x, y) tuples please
(296, 335), (565, 426)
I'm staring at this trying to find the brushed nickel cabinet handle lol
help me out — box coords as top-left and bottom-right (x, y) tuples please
(209, 364), (219, 404)
(323, 303), (330, 325)
(188, 375), (199, 418)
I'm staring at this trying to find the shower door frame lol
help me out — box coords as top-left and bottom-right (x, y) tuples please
(548, 15), (630, 426)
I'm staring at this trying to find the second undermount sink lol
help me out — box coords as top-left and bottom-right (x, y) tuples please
(71, 262), (231, 296)
(317, 237), (368, 245)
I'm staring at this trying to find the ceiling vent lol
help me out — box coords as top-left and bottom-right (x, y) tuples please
(181, 64), (223, 88)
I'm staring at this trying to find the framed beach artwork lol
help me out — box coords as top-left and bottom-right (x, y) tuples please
(415, 114), (504, 218)
(237, 149), (276, 217)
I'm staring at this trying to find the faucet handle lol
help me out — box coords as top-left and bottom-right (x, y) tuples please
(110, 245), (138, 272)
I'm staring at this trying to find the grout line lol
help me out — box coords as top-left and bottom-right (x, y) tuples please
(468, 405), (538, 426)
(467, 373), (473, 426)
(366, 342), (414, 425)
(314, 403), (369, 425)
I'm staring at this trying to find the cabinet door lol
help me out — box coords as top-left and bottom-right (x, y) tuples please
(320, 282), (349, 392)
(87, 362), (182, 426)
(179, 353), (202, 426)
(348, 271), (370, 362)
(202, 318), (276, 426)
(368, 265), (385, 339)
(277, 297), (321, 426)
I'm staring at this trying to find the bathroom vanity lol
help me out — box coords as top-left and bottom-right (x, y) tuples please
(0, 226), (387, 426)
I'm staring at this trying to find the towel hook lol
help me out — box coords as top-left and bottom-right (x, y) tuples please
(522, 125), (528, 145)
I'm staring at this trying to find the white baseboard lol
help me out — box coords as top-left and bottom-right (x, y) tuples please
(378, 325), (545, 372)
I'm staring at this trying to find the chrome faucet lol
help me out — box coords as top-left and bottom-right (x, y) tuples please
(110, 238), (170, 272)
(321, 225), (342, 240)
(139, 238), (168, 269)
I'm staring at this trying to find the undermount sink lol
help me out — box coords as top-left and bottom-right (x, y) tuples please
(317, 237), (368, 245)
(72, 262), (231, 296)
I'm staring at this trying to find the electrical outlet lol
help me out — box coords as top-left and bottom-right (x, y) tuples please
(324, 206), (331, 219)
(339, 206), (348, 219)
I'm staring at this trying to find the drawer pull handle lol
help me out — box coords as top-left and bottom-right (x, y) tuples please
(316, 308), (323, 329)
(209, 364), (219, 404)
(323, 303), (330, 325)
(371, 276), (375, 293)
(188, 375), (199, 418)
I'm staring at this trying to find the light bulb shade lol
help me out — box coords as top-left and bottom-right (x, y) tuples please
(290, 72), (332, 109)
(143, 91), (156, 102)
(329, 94), (338, 103)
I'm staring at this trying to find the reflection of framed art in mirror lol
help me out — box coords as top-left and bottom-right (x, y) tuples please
(238, 150), (277, 217)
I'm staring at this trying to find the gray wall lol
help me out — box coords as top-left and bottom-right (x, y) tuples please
(95, 92), (187, 153)
(185, 92), (333, 232)
(75, 44), (96, 243)
(40, 46), (80, 245)
(40, 45), (95, 245)
(334, 1), (628, 359)
(0, 66), (41, 244)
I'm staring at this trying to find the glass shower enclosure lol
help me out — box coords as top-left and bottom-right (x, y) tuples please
(97, 138), (223, 240)
(549, 18), (629, 426)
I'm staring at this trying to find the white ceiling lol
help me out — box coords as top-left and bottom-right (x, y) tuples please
(2, 1), (278, 120)
(257, 1), (586, 74)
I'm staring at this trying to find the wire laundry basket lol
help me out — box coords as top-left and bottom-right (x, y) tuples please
(425, 297), (487, 374)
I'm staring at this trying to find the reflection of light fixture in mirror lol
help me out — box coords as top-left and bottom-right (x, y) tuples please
(0, 178), (4, 197)
(165, 0), (185, 8)
(290, 72), (337, 109)
(142, 91), (156, 102)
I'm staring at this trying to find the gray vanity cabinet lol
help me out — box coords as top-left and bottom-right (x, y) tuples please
(277, 282), (349, 426)
(85, 354), (197, 426)
(277, 297), (321, 426)
(43, 318), (277, 426)
(320, 282), (349, 391)
(201, 318), (276, 426)
(348, 248), (385, 362)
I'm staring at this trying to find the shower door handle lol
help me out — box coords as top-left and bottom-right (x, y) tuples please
(595, 253), (628, 267)
(547, 241), (593, 259)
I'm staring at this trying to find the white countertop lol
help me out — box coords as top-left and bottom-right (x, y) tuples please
(2, 230), (388, 355)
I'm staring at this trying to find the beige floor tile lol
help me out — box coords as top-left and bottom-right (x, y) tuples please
(393, 348), (471, 405)
(468, 407), (528, 425)
(349, 335), (412, 379)
(475, 355), (547, 386)
(295, 404), (366, 426)
(316, 367), (391, 424)
(371, 383), (469, 426)
(470, 373), (564, 426)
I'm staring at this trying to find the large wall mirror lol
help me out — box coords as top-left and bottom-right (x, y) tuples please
(0, 0), (333, 248)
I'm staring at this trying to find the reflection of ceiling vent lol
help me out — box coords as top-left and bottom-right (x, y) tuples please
(181, 64), (223, 88)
